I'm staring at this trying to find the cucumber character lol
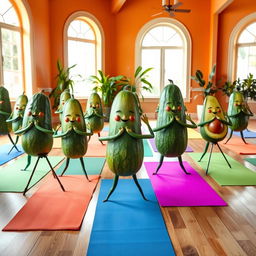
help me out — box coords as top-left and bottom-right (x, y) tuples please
(53, 97), (93, 180)
(84, 92), (104, 144)
(15, 92), (65, 195)
(225, 91), (253, 144)
(6, 93), (28, 154)
(153, 82), (197, 175)
(99, 90), (154, 202)
(198, 95), (232, 174)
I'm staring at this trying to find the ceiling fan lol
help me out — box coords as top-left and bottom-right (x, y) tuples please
(152, 0), (191, 17)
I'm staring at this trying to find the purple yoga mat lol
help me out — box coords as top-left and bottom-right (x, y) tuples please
(148, 138), (193, 152)
(144, 161), (227, 206)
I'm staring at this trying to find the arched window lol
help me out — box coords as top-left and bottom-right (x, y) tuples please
(228, 13), (256, 81)
(64, 12), (103, 98)
(135, 18), (191, 101)
(0, 0), (23, 98)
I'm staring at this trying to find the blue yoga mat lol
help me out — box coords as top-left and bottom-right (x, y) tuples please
(87, 179), (175, 256)
(143, 140), (153, 157)
(0, 144), (24, 166)
(55, 157), (105, 175)
(230, 129), (256, 138)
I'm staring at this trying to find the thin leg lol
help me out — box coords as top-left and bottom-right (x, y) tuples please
(8, 136), (19, 155)
(240, 131), (247, 144)
(7, 133), (20, 153)
(87, 136), (91, 142)
(153, 155), (164, 175)
(206, 143), (214, 175)
(224, 130), (233, 144)
(198, 142), (210, 162)
(45, 156), (65, 192)
(98, 133), (104, 145)
(60, 158), (70, 176)
(178, 155), (191, 175)
(23, 156), (40, 195)
(132, 174), (147, 201)
(80, 157), (90, 181)
(21, 155), (32, 171)
(216, 143), (231, 168)
(103, 175), (119, 202)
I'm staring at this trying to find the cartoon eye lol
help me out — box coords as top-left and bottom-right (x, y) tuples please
(27, 111), (32, 116)
(115, 115), (121, 121)
(76, 116), (81, 122)
(38, 112), (44, 117)
(65, 117), (70, 122)
(165, 106), (171, 111)
(16, 106), (19, 110)
(177, 106), (182, 111)
(129, 115), (135, 122)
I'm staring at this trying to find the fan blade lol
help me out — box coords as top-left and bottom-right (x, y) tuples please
(151, 11), (164, 17)
(173, 2), (182, 8)
(173, 9), (191, 13)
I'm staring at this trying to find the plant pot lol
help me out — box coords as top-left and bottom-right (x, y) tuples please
(103, 106), (111, 122)
(197, 104), (204, 122)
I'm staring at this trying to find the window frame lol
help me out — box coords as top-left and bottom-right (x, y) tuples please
(135, 17), (192, 102)
(63, 11), (104, 99)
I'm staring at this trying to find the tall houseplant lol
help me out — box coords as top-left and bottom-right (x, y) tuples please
(49, 60), (76, 109)
(90, 70), (124, 121)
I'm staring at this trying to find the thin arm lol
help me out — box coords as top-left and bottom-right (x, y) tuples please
(99, 128), (125, 141)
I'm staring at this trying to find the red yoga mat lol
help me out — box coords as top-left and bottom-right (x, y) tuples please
(144, 161), (227, 207)
(3, 175), (100, 231)
(220, 137), (256, 155)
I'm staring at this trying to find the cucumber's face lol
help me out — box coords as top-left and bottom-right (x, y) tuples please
(88, 93), (102, 110)
(0, 87), (10, 112)
(164, 99), (183, 118)
(231, 92), (244, 114)
(59, 91), (71, 112)
(110, 91), (140, 130)
(62, 99), (85, 130)
(14, 95), (28, 115)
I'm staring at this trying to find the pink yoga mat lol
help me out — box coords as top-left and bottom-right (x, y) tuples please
(144, 161), (227, 206)
(148, 138), (193, 152)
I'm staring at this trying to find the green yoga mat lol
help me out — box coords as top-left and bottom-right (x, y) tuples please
(0, 155), (64, 192)
(189, 153), (256, 185)
(143, 140), (153, 157)
(55, 157), (106, 175)
(245, 158), (256, 166)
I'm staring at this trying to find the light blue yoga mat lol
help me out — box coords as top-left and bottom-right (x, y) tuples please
(55, 157), (105, 175)
(87, 179), (175, 256)
(143, 139), (153, 157)
(230, 129), (256, 138)
(0, 144), (24, 166)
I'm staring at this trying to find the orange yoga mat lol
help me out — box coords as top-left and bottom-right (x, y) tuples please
(220, 137), (256, 155)
(3, 175), (100, 231)
(53, 132), (107, 157)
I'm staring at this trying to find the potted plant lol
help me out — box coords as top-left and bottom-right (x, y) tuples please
(49, 60), (77, 109)
(89, 70), (124, 121)
(191, 64), (217, 120)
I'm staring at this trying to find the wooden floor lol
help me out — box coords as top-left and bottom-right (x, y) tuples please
(0, 120), (256, 256)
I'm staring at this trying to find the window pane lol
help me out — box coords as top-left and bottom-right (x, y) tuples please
(238, 22), (256, 44)
(1, 28), (22, 98)
(68, 20), (95, 40)
(164, 49), (186, 97)
(0, 0), (19, 26)
(68, 40), (96, 97)
(237, 46), (256, 79)
(142, 26), (182, 47)
(141, 49), (161, 97)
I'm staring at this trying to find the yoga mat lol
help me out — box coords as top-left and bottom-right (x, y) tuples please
(148, 138), (193, 153)
(87, 179), (175, 256)
(189, 152), (256, 185)
(143, 139), (153, 157)
(0, 155), (64, 192)
(55, 157), (105, 175)
(0, 144), (24, 165)
(3, 175), (100, 231)
(220, 137), (256, 155)
(188, 128), (202, 139)
(144, 161), (227, 206)
(230, 129), (256, 138)
(245, 157), (256, 166)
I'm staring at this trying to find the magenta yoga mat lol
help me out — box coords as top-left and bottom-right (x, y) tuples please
(148, 138), (193, 153)
(144, 161), (227, 207)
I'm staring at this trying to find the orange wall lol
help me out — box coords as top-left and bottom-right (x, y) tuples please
(27, 0), (51, 90)
(113, 0), (211, 113)
(48, 0), (115, 85)
(216, 0), (256, 110)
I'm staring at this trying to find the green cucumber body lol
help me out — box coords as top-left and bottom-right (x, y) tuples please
(0, 87), (12, 134)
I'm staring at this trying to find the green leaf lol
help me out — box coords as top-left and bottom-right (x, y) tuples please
(134, 66), (143, 78)
(139, 67), (153, 78)
(209, 64), (216, 80)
